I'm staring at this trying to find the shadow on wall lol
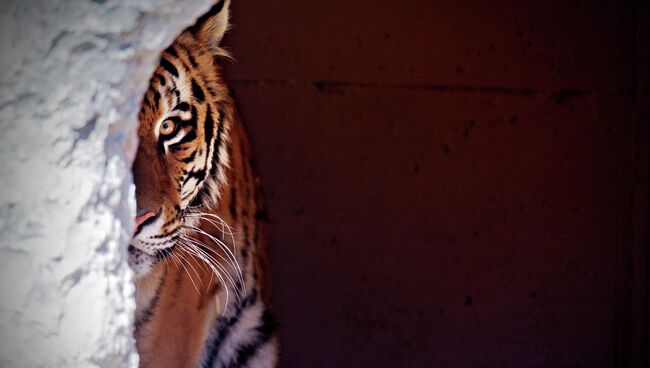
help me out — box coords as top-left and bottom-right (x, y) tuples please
(223, 1), (648, 367)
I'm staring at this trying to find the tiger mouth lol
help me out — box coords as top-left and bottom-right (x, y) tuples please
(133, 210), (162, 237)
(131, 214), (182, 259)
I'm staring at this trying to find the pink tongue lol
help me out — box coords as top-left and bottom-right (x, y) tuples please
(135, 212), (156, 227)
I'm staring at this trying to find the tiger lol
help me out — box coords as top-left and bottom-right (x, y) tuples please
(128, 1), (278, 367)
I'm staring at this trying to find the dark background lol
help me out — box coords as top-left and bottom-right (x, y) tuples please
(222, 1), (648, 367)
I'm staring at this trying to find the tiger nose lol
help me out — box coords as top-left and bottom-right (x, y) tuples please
(135, 211), (157, 227)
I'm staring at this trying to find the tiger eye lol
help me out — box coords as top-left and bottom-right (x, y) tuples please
(159, 120), (175, 135)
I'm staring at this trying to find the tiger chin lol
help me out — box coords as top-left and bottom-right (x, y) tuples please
(128, 1), (278, 367)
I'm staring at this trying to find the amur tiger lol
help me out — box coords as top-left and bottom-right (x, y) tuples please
(128, 1), (278, 366)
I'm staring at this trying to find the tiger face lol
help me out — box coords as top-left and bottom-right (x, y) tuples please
(129, 0), (232, 278)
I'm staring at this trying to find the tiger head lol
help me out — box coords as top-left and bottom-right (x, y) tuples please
(129, 0), (233, 278)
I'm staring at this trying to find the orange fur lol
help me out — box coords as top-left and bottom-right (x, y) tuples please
(130, 2), (277, 366)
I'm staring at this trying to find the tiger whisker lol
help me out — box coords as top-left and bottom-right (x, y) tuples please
(183, 213), (238, 255)
(185, 212), (237, 237)
(184, 212), (237, 234)
(180, 243), (229, 297)
(170, 250), (201, 294)
(183, 232), (245, 297)
(177, 241), (232, 313)
(182, 225), (245, 292)
(179, 236), (244, 299)
(180, 236), (234, 282)
(182, 222), (239, 273)
(184, 213), (238, 244)
(174, 248), (205, 289)
(175, 243), (212, 293)
(179, 243), (232, 296)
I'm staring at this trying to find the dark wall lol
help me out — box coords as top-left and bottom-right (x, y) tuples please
(222, 1), (648, 367)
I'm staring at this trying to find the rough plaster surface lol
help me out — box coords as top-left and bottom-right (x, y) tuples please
(0, 0), (212, 366)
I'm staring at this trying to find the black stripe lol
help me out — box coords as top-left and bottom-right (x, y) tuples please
(134, 266), (168, 331)
(210, 111), (226, 178)
(229, 187), (238, 219)
(188, 169), (206, 181)
(164, 45), (178, 57)
(185, 107), (220, 210)
(173, 102), (190, 112)
(172, 45), (194, 75)
(174, 89), (181, 104)
(160, 57), (179, 77)
(227, 309), (276, 368)
(149, 229), (179, 239)
(153, 73), (166, 86)
(185, 170), (206, 209)
(176, 42), (199, 68)
(169, 145), (190, 153)
(188, 190), (204, 209)
(152, 90), (161, 110)
(182, 169), (206, 186)
(192, 79), (206, 102)
(187, 51), (199, 68)
(168, 130), (197, 150)
(243, 224), (250, 249)
(241, 222), (251, 264)
(182, 150), (198, 163)
(197, 104), (218, 206)
(143, 94), (151, 108)
(201, 290), (259, 368)
(204, 105), (215, 163)
(180, 187), (199, 202)
(178, 129), (198, 145)
(168, 78), (180, 106)
(143, 86), (156, 108)
(157, 139), (165, 153)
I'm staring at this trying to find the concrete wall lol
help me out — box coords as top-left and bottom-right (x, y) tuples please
(223, 1), (648, 367)
(0, 1), (214, 366)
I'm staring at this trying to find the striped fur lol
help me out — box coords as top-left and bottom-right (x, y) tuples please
(129, 1), (278, 367)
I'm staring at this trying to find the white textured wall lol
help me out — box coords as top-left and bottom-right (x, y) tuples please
(0, 0), (212, 366)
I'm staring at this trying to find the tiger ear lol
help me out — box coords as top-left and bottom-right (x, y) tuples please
(190, 0), (230, 49)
